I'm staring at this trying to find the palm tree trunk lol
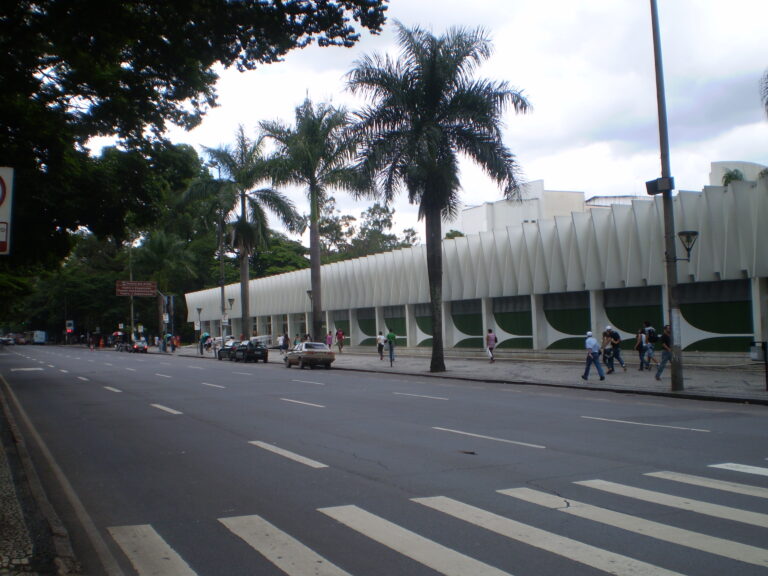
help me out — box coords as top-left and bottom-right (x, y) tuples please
(425, 205), (446, 372)
(239, 190), (250, 338)
(309, 187), (323, 341)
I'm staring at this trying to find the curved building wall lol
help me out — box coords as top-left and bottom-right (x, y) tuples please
(186, 179), (768, 352)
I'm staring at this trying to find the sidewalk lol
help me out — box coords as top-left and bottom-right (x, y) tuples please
(181, 345), (768, 405)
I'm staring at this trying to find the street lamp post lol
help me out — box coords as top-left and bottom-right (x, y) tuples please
(196, 307), (203, 355)
(648, 0), (685, 391)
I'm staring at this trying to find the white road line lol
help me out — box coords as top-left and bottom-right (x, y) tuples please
(201, 382), (226, 389)
(104, 363), (113, 366)
(581, 416), (710, 433)
(77, 376), (89, 381)
(395, 392), (449, 401)
(709, 463), (768, 477)
(233, 371), (253, 376)
(319, 505), (512, 576)
(108, 525), (197, 576)
(150, 404), (183, 415)
(59, 369), (68, 373)
(576, 479), (768, 528)
(125, 367), (136, 372)
(415, 496), (685, 576)
(291, 379), (326, 386)
(280, 398), (325, 408)
(10, 367), (43, 372)
(433, 427), (545, 450)
(187, 366), (204, 370)
(248, 441), (328, 469)
(155, 373), (172, 378)
(500, 487), (768, 568)
(47, 364), (55, 368)
(103, 387), (122, 393)
(220, 515), (351, 576)
(646, 471), (768, 499)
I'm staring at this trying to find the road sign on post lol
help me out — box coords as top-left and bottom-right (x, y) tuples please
(116, 280), (157, 297)
(0, 167), (14, 255)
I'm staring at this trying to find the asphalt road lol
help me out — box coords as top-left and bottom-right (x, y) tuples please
(3, 345), (768, 576)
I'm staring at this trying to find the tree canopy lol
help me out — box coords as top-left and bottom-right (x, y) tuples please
(0, 0), (387, 266)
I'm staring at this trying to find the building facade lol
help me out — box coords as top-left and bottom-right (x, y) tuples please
(186, 172), (768, 353)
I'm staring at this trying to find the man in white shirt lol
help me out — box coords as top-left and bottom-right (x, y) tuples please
(582, 331), (606, 381)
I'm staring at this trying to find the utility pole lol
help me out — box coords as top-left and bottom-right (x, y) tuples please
(649, 0), (684, 391)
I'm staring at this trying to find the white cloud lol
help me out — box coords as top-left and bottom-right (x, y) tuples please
(121, 0), (768, 243)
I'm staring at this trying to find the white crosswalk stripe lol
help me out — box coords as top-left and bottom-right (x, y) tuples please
(219, 515), (352, 576)
(108, 524), (197, 575)
(645, 470), (768, 499)
(575, 479), (768, 528)
(319, 504), (512, 576)
(414, 495), (686, 576)
(108, 462), (768, 575)
(709, 463), (768, 477)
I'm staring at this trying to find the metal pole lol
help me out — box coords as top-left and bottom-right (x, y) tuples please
(219, 209), (226, 349)
(650, 0), (684, 391)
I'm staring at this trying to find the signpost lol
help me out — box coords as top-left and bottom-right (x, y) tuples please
(0, 167), (14, 255)
(115, 280), (157, 297)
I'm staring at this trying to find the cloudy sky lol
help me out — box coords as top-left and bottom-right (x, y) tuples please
(164, 0), (768, 242)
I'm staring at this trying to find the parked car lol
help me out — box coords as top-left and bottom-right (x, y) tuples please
(284, 342), (335, 369)
(130, 340), (148, 353)
(233, 340), (269, 363)
(217, 339), (240, 361)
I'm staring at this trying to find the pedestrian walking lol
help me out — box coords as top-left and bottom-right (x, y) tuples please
(601, 330), (612, 371)
(277, 333), (285, 355)
(336, 328), (345, 353)
(376, 331), (386, 360)
(655, 325), (673, 381)
(386, 327), (396, 366)
(643, 320), (659, 369)
(282, 332), (290, 355)
(581, 331), (605, 381)
(605, 325), (626, 373)
(486, 328), (498, 363)
(326, 331), (333, 348)
(634, 327), (647, 370)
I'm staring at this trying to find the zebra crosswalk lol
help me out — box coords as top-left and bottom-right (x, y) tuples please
(108, 461), (768, 575)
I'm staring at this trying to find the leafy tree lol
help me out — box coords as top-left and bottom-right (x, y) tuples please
(1, 0), (386, 266)
(252, 234), (310, 278)
(318, 197), (357, 259)
(261, 99), (364, 340)
(204, 126), (301, 336)
(445, 229), (465, 239)
(348, 22), (531, 371)
(762, 68), (768, 118)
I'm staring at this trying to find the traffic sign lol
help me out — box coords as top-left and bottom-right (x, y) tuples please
(115, 280), (158, 297)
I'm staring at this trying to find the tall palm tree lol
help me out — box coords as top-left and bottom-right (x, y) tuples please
(347, 22), (531, 372)
(204, 126), (301, 338)
(261, 99), (363, 341)
(762, 69), (768, 118)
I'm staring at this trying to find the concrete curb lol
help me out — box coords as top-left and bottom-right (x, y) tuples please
(0, 377), (80, 575)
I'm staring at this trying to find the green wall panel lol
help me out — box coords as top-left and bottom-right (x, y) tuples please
(418, 337), (433, 347)
(497, 337), (533, 349)
(452, 313), (482, 336)
(544, 309), (589, 335)
(547, 337), (584, 350)
(495, 311), (532, 335)
(455, 337), (483, 348)
(682, 302), (752, 334)
(358, 317), (376, 337)
(416, 315), (432, 336)
(684, 336), (754, 352)
(605, 305), (663, 335)
(359, 337), (376, 346)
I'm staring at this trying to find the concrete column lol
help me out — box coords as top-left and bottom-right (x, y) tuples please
(752, 277), (767, 342)
(589, 290), (609, 334)
(441, 300), (452, 348)
(481, 297), (494, 334)
(531, 294), (546, 351)
(405, 304), (417, 347)
(349, 308), (359, 345)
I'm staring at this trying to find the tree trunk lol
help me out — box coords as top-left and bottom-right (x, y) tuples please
(425, 205), (445, 372)
(309, 186), (323, 341)
(239, 190), (250, 338)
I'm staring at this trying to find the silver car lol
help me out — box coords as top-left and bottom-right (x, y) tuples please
(284, 342), (335, 369)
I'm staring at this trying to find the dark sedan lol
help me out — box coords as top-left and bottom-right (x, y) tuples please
(233, 340), (269, 363)
(217, 339), (240, 361)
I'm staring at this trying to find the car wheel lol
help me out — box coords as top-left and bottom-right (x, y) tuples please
(284, 358), (291, 368)
(325, 363), (332, 369)
(263, 357), (269, 363)
(298, 358), (305, 369)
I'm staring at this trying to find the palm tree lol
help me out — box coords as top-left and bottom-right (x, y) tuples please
(261, 99), (363, 341)
(204, 126), (301, 338)
(721, 168), (744, 187)
(762, 69), (768, 118)
(347, 22), (531, 372)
